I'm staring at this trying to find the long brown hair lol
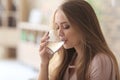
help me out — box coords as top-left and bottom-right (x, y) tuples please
(49, 0), (120, 80)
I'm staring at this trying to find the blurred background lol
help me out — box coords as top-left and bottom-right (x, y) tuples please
(0, 0), (119, 80)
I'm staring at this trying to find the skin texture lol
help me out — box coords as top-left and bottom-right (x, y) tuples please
(38, 1), (119, 80)
(55, 10), (81, 50)
(38, 9), (83, 80)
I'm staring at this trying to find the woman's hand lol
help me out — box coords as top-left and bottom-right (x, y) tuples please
(39, 32), (53, 65)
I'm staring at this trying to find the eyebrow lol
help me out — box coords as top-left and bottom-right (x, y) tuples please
(55, 21), (68, 25)
(61, 21), (68, 24)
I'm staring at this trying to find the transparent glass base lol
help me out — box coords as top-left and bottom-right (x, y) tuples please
(47, 41), (64, 54)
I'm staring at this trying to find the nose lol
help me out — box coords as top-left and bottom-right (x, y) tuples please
(58, 28), (64, 37)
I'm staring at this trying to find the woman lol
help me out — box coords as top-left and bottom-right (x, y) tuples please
(38, 0), (120, 80)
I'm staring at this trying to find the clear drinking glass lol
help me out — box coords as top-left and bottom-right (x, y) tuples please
(47, 30), (64, 54)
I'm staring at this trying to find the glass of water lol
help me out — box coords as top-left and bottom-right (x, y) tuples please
(47, 30), (64, 54)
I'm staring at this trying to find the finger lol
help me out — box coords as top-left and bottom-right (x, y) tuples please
(40, 36), (49, 43)
(39, 47), (47, 56)
(47, 49), (54, 59)
(44, 48), (53, 59)
(40, 35), (49, 44)
(39, 41), (48, 51)
(44, 31), (49, 36)
(41, 32), (49, 43)
(39, 47), (53, 59)
(46, 48), (54, 54)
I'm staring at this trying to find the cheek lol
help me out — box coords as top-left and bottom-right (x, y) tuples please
(69, 36), (80, 45)
(65, 32), (80, 47)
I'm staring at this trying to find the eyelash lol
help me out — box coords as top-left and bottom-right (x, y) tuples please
(63, 25), (70, 29)
(55, 25), (70, 30)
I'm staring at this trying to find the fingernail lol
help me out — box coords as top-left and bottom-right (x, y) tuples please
(45, 32), (49, 36)
(47, 31), (49, 35)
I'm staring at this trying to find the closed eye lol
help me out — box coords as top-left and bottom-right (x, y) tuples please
(55, 22), (70, 30)
(63, 24), (70, 29)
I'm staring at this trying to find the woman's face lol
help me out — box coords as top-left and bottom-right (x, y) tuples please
(54, 10), (81, 49)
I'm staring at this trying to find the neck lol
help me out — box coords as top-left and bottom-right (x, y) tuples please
(74, 45), (84, 58)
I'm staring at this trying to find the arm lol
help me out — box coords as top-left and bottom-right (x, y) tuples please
(89, 53), (114, 80)
(38, 63), (49, 80)
(38, 32), (52, 80)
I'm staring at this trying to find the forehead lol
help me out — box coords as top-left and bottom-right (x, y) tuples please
(54, 10), (69, 23)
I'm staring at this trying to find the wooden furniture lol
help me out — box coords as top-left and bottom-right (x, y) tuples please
(0, 0), (29, 58)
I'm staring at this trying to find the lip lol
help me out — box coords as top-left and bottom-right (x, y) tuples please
(61, 39), (67, 43)
(60, 38), (67, 43)
(61, 38), (66, 41)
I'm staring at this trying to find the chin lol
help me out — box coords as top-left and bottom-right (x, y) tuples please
(63, 45), (73, 49)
